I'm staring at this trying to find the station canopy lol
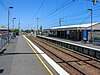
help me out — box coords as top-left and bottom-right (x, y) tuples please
(50, 22), (100, 30)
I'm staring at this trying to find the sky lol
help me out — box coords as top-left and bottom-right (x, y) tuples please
(0, 0), (100, 30)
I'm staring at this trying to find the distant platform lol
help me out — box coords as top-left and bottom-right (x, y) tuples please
(37, 35), (100, 59)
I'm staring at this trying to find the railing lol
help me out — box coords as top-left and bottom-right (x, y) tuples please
(0, 33), (14, 50)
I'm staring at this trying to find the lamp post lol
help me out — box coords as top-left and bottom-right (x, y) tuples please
(88, 9), (93, 42)
(13, 18), (16, 29)
(8, 7), (13, 43)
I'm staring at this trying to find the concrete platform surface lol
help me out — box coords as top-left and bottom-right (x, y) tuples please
(0, 35), (59, 75)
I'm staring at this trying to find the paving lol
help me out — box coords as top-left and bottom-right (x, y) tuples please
(0, 35), (59, 75)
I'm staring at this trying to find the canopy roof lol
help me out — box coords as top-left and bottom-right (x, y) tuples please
(51, 22), (100, 30)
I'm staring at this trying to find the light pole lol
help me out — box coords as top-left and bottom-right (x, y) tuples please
(88, 9), (93, 42)
(13, 18), (16, 29)
(8, 7), (13, 43)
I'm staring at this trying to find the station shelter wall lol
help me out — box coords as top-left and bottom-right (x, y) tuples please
(49, 30), (83, 41)
(69, 30), (82, 41)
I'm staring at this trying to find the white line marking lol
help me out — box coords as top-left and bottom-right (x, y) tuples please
(23, 35), (69, 75)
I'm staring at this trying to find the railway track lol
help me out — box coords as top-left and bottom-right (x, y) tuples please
(36, 37), (100, 69)
(27, 36), (100, 75)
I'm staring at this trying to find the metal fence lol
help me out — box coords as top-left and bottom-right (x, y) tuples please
(0, 33), (13, 50)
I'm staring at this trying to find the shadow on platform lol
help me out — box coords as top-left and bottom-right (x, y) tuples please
(0, 69), (4, 73)
(0, 52), (44, 56)
(0, 49), (7, 54)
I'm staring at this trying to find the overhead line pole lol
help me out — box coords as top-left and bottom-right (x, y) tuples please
(59, 18), (64, 26)
(18, 18), (20, 30)
(59, 18), (61, 26)
(36, 18), (39, 35)
(13, 18), (16, 29)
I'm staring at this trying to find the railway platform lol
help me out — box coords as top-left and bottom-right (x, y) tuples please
(0, 35), (62, 75)
(37, 35), (100, 59)
(37, 35), (100, 49)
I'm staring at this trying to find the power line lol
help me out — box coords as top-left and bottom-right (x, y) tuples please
(40, 0), (80, 25)
(42, 4), (100, 27)
(40, 0), (76, 25)
(0, 0), (7, 11)
(40, 0), (100, 29)
(33, 0), (46, 18)
(79, 15), (90, 24)
(41, 1), (74, 20)
(0, 0), (14, 27)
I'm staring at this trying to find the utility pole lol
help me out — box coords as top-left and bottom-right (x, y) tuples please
(59, 18), (61, 26)
(13, 18), (16, 29)
(18, 18), (20, 35)
(36, 18), (39, 35)
(59, 18), (64, 26)
(18, 18), (20, 30)
(28, 24), (30, 33)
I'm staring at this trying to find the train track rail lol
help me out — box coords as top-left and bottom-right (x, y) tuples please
(36, 37), (100, 69)
(27, 36), (100, 75)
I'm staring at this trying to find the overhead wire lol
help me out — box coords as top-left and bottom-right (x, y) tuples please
(33, 0), (46, 18)
(40, 0), (76, 25)
(0, 0), (14, 26)
(40, 0), (82, 26)
(27, 0), (100, 29)
(41, 1), (74, 20)
(0, 0), (7, 11)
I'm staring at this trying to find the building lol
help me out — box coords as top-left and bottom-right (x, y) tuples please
(0, 26), (8, 34)
(44, 22), (100, 41)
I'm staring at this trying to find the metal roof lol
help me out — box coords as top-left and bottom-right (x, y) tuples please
(0, 26), (7, 30)
(51, 22), (100, 30)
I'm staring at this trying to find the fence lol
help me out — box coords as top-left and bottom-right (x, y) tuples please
(0, 33), (13, 50)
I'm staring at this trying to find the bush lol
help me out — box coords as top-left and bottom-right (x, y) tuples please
(14, 29), (19, 35)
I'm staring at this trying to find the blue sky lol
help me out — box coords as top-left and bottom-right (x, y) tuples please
(0, 0), (100, 30)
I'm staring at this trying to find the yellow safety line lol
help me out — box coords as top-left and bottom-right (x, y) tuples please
(23, 36), (54, 75)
